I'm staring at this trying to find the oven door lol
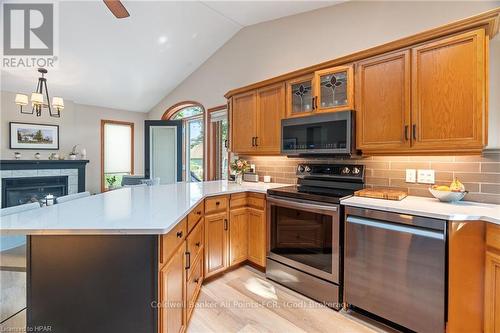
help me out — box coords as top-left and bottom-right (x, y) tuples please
(267, 196), (340, 283)
(281, 111), (353, 156)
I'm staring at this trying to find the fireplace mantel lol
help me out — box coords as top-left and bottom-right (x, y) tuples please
(1, 160), (89, 194)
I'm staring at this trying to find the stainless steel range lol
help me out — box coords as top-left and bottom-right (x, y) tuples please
(266, 164), (364, 309)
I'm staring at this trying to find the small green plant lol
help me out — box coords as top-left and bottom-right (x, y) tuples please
(106, 175), (118, 188)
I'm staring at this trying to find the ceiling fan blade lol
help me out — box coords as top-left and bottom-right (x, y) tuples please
(103, 0), (130, 19)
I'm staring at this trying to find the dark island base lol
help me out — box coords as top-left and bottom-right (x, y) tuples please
(27, 235), (158, 333)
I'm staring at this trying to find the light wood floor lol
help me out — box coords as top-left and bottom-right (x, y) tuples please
(187, 266), (394, 333)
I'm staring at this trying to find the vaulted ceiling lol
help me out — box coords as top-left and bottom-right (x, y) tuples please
(1, 1), (341, 112)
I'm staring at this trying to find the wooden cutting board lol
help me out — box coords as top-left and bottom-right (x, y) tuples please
(354, 188), (408, 201)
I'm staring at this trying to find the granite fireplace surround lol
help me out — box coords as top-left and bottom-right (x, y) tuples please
(0, 160), (89, 208)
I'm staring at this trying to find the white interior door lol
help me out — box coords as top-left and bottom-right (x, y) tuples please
(150, 126), (177, 184)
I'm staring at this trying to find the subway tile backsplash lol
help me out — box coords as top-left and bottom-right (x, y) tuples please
(241, 150), (500, 204)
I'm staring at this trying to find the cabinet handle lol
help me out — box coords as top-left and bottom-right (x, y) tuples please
(176, 231), (183, 238)
(194, 277), (200, 284)
(255, 137), (258, 147)
(195, 241), (201, 247)
(196, 211), (201, 215)
(404, 125), (409, 141)
(251, 137), (255, 147)
(224, 219), (228, 231)
(185, 252), (191, 270)
(312, 96), (318, 110)
(412, 124), (417, 140)
(215, 201), (220, 206)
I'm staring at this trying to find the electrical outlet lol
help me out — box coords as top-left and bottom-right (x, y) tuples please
(417, 169), (435, 184)
(405, 169), (417, 183)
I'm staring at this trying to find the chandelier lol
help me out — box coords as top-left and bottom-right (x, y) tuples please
(15, 68), (64, 118)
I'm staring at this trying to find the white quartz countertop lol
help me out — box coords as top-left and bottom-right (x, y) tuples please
(0, 181), (286, 235)
(341, 195), (500, 224)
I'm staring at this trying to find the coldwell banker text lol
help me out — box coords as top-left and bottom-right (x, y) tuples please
(2, 2), (59, 68)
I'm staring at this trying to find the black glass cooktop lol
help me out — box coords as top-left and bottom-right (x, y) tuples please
(267, 185), (354, 204)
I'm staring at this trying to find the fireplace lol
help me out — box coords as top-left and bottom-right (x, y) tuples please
(2, 176), (68, 208)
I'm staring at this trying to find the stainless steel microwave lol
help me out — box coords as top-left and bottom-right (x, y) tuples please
(281, 111), (356, 156)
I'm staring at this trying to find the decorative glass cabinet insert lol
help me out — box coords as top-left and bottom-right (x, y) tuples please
(291, 80), (313, 114)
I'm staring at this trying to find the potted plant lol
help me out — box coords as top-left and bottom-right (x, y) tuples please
(230, 158), (250, 185)
(106, 175), (118, 190)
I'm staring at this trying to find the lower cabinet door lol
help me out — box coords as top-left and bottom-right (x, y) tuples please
(247, 208), (266, 267)
(159, 244), (185, 333)
(229, 207), (248, 266)
(204, 212), (228, 278)
(186, 253), (204, 323)
(485, 250), (500, 333)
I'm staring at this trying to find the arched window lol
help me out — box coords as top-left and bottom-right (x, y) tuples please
(162, 101), (205, 182)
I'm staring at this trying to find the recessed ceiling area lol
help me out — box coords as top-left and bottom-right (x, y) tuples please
(1, 1), (342, 112)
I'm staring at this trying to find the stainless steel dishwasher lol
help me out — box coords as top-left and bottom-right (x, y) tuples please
(344, 207), (446, 333)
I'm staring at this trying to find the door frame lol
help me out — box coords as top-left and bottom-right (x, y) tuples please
(206, 105), (228, 181)
(144, 120), (183, 182)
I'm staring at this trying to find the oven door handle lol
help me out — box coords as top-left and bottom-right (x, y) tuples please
(267, 196), (338, 212)
(346, 216), (444, 240)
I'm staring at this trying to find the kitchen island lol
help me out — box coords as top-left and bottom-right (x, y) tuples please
(0, 181), (284, 333)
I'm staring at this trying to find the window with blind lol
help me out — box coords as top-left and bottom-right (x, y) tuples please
(101, 120), (134, 191)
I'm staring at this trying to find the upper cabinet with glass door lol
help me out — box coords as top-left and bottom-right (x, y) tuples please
(313, 65), (354, 113)
(285, 65), (354, 118)
(285, 74), (314, 118)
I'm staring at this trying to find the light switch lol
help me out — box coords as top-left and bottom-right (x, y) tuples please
(405, 169), (417, 183)
(417, 169), (435, 184)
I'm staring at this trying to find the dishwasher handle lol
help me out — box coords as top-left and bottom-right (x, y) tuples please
(346, 216), (445, 240)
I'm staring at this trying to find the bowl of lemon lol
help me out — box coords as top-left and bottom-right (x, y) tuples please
(429, 178), (468, 202)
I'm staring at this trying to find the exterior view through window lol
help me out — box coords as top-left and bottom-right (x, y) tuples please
(101, 120), (134, 191)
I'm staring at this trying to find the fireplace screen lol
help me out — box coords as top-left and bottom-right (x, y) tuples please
(2, 176), (68, 208)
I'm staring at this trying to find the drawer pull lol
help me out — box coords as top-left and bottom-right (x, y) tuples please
(196, 211), (201, 215)
(194, 277), (199, 284)
(215, 201), (220, 206)
(176, 231), (183, 238)
(195, 241), (201, 247)
(185, 252), (191, 270)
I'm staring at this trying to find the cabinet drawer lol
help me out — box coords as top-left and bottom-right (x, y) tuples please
(248, 196), (265, 210)
(205, 196), (228, 214)
(186, 218), (204, 279)
(188, 201), (204, 233)
(186, 254), (203, 321)
(230, 193), (248, 208)
(487, 224), (500, 250)
(159, 218), (187, 265)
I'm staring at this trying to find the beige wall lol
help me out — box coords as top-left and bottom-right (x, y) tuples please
(0, 90), (147, 193)
(149, 1), (500, 148)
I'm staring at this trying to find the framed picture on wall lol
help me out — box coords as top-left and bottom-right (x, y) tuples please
(9, 122), (59, 150)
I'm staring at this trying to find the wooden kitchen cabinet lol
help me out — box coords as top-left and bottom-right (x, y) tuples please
(285, 73), (315, 118)
(229, 207), (248, 266)
(313, 65), (354, 113)
(247, 207), (266, 267)
(355, 50), (411, 151)
(230, 83), (284, 155)
(159, 243), (185, 333)
(485, 250), (500, 333)
(231, 90), (257, 154)
(204, 211), (229, 278)
(255, 83), (285, 153)
(411, 29), (486, 152)
(485, 224), (500, 333)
